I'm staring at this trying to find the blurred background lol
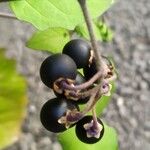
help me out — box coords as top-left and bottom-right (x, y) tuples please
(0, 0), (149, 150)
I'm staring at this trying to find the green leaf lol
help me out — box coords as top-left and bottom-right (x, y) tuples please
(27, 27), (70, 53)
(58, 123), (118, 150)
(95, 20), (113, 42)
(0, 49), (27, 149)
(96, 82), (115, 115)
(75, 20), (113, 42)
(10, 0), (115, 30)
(75, 22), (103, 41)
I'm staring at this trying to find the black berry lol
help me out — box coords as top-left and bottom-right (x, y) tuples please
(63, 39), (91, 68)
(40, 54), (77, 88)
(40, 98), (79, 133)
(83, 56), (113, 81)
(75, 116), (104, 144)
(83, 59), (97, 81)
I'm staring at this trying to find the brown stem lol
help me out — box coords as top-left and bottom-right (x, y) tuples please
(66, 83), (110, 123)
(66, 91), (98, 123)
(81, 86), (101, 115)
(92, 106), (99, 129)
(0, 12), (17, 20)
(69, 85), (99, 100)
(78, 86), (98, 97)
(61, 70), (102, 91)
(78, 0), (103, 71)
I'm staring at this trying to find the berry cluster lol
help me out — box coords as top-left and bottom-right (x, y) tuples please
(40, 39), (115, 144)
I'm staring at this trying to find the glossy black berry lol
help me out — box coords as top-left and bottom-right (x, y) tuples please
(40, 98), (79, 133)
(75, 116), (104, 144)
(63, 39), (91, 68)
(83, 59), (97, 81)
(83, 56), (113, 81)
(40, 54), (77, 88)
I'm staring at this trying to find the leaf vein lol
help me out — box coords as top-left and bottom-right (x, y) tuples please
(25, 0), (49, 21)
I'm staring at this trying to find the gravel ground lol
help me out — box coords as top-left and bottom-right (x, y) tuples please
(0, 0), (150, 150)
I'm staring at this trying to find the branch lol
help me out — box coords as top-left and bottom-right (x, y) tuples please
(77, 0), (103, 71)
(60, 70), (103, 91)
(0, 12), (17, 20)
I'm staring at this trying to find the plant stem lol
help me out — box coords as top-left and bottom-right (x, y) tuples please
(82, 88), (100, 114)
(60, 70), (102, 91)
(92, 107), (98, 127)
(78, 0), (103, 70)
(0, 12), (17, 20)
(68, 87), (100, 120)
(68, 85), (99, 100)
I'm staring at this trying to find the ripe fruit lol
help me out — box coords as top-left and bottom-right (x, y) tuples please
(75, 116), (104, 144)
(83, 59), (97, 81)
(83, 56), (113, 81)
(63, 39), (91, 68)
(40, 98), (79, 133)
(40, 54), (77, 88)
